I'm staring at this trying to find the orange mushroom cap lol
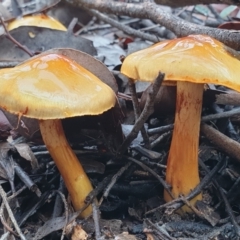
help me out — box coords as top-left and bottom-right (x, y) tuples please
(121, 34), (240, 212)
(8, 14), (67, 31)
(0, 53), (116, 119)
(121, 34), (240, 91)
(0, 53), (116, 218)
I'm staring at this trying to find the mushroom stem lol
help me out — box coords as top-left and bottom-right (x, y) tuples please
(164, 82), (203, 212)
(39, 119), (93, 218)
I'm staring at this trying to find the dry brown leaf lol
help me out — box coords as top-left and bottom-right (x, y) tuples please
(71, 225), (88, 240)
(14, 143), (39, 169)
(146, 233), (155, 240)
(115, 232), (137, 240)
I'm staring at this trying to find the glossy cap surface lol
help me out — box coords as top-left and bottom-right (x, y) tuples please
(0, 53), (116, 119)
(121, 35), (240, 92)
(8, 14), (67, 31)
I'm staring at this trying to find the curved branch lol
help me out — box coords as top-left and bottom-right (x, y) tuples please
(67, 0), (240, 50)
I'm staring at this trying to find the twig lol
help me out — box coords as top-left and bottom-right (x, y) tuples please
(89, 9), (160, 42)
(148, 124), (174, 136)
(0, 15), (34, 57)
(201, 123), (240, 162)
(92, 199), (101, 240)
(118, 72), (165, 154)
(67, 0), (240, 50)
(0, 202), (19, 237)
(216, 92), (240, 106)
(150, 131), (171, 149)
(202, 107), (240, 122)
(145, 219), (174, 240)
(54, 190), (69, 240)
(99, 162), (132, 205)
(14, 164), (41, 197)
(126, 156), (174, 199)
(0, 184), (26, 240)
(52, 178), (66, 218)
(7, 185), (27, 200)
(85, 175), (113, 206)
(128, 79), (150, 148)
(145, 156), (224, 215)
(67, 17), (78, 34)
(148, 107), (240, 136)
(199, 159), (240, 237)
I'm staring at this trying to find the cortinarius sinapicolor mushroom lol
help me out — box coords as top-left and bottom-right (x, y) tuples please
(7, 14), (67, 31)
(0, 53), (116, 217)
(121, 34), (240, 211)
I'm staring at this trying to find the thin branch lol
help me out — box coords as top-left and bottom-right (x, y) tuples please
(118, 72), (165, 154)
(99, 162), (132, 205)
(89, 9), (161, 42)
(145, 156), (224, 215)
(128, 79), (150, 148)
(199, 159), (240, 237)
(0, 15), (34, 57)
(67, 0), (240, 50)
(126, 156), (174, 199)
(201, 123), (240, 163)
(0, 184), (26, 240)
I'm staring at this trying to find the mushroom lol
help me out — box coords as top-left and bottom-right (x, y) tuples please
(0, 52), (116, 217)
(121, 34), (240, 211)
(7, 14), (67, 31)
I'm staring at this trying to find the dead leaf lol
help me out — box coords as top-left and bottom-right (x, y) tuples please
(14, 143), (39, 169)
(82, 35), (126, 68)
(71, 225), (88, 240)
(115, 232), (137, 240)
(0, 142), (14, 179)
(0, 109), (12, 140)
(34, 213), (79, 240)
(0, 26), (96, 62)
(1, 0), (60, 21)
(146, 233), (155, 240)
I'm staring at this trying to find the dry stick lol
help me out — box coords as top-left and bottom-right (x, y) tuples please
(145, 219), (174, 240)
(14, 164), (41, 197)
(0, 15), (34, 57)
(53, 190), (69, 240)
(89, 9), (160, 43)
(85, 175), (113, 206)
(118, 72), (165, 154)
(148, 108), (240, 136)
(98, 162), (132, 205)
(67, 17), (78, 34)
(52, 178), (66, 218)
(92, 199), (101, 240)
(150, 131), (171, 149)
(145, 157), (224, 215)
(128, 79), (150, 148)
(0, 202), (18, 237)
(0, 185), (26, 240)
(199, 159), (240, 237)
(7, 185), (27, 200)
(216, 92), (240, 106)
(126, 156), (174, 199)
(202, 107), (240, 122)
(201, 123), (240, 162)
(148, 124), (174, 136)
(68, 0), (240, 50)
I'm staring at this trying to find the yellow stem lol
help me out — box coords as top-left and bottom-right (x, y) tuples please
(39, 119), (93, 218)
(164, 82), (203, 212)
